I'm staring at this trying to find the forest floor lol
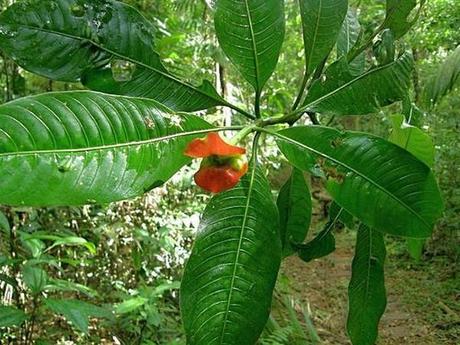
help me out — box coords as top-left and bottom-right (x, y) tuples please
(280, 230), (460, 345)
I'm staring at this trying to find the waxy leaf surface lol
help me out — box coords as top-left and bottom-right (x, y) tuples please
(181, 167), (281, 345)
(276, 126), (443, 238)
(0, 91), (212, 206)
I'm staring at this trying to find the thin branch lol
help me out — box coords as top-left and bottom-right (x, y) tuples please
(228, 102), (255, 120)
(347, 23), (384, 63)
(292, 72), (310, 111)
(254, 90), (262, 119)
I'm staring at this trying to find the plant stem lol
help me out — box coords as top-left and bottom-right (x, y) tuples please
(213, 126), (246, 133)
(254, 90), (262, 119)
(307, 112), (320, 125)
(257, 110), (310, 128)
(292, 72), (310, 110)
(230, 125), (257, 145)
(250, 132), (262, 166)
(347, 23), (384, 63)
(227, 102), (255, 120)
(25, 295), (39, 345)
(136, 320), (147, 345)
(292, 55), (328, 112)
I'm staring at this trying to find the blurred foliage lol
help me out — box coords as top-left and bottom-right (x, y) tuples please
(0, 0), (458, 343)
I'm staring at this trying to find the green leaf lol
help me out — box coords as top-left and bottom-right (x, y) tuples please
(48, 236), (96, 254)
(275, 126), (443, 238)
(45, 278), (99, 298)
(20, 237), (46, 258)
(401, 97), (425, 127)
(0, 91), (212, 206)
(389, 114), (434, 168)
(407, 238), (425, 261)
(295, 204), (350, 263)
(0, 306), (28, 328)
(373, 29), (396, 66)
(0, 210), (10, 233)
(22, 264), (48, 294)
(21, 231), (97, 254)
(337, 8), (365, 76)
(347, 225), (387, 345)
(424, 45), (460, 106)
(388, 114), (434, 259)
(153, 281), (181, 296)
(384, 0), (424, 39)
(299, 0), (348, 76)
(115, 296), (148, 314)
(45, 298), (113, 334)
(329, 202), (354, 229)
(181, 167), (282, 345)
(214, 0), (285, 92)
(295, 215), (339, 263)
(277, 168), (312, 256)
(301, 53), (413, 116)
(0, 0), (225, 112)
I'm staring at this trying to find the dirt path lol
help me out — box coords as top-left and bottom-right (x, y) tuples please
(281, 232), (453, 345)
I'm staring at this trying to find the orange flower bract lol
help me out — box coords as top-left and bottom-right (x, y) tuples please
(194, 162), (248, 194)
(184, 132), (248, 193)
(184, 132), (246, 158)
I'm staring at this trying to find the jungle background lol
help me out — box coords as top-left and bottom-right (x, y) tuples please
(0, 0), (459, 344)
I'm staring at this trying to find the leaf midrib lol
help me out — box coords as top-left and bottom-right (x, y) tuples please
(272, 130), (432, 232)
(0, 128), (221, 158)
(364, 227), (375, 319)
(350, 226), (382, 338)
(243, 0), (261, 91)
(219, 161), (258, 343)
(303, 0), (323, 75)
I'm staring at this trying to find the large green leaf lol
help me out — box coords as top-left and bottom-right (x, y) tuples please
(181, 167), (282, 345)
(337, 8), (361, 57)
(389, 114), (434, 168)
(388, 114), (435, 259)
(0, 306), (28, 328)
(45, 298), (113, 334)
(277, 168), (312, 256)
(214, 0), (285, 92)
(424, 45), (460, 106)
(347, 225), (387, 345)
(337, 8), (365, 76)
(300, 53), (413, 116)
(22, 264), (48, 294)
(0, 0), (226, 112)
(274, 126), (443, 238)
(0, 91), (213, 206)
(299, 0), (348, 76)
(384, 0), (423, 39)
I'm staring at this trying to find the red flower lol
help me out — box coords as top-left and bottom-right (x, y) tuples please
(184, 132), (246, 158)
(185, 132), (248, 193)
